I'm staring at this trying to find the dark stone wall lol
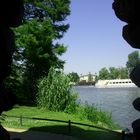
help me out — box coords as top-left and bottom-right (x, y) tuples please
(112, 0), (140, 139)
(0, 0), (24, 139)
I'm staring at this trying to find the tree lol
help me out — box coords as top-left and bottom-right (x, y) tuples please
(98, 67), (109, 80)
(126, 51), (140, 73)
(67, 72), (79, 83)
(5, 0), (71, 104)
(108, 67), (129, 79)
(118, 67), (129, 79)
(24, 0), (70, 23)
(98, 67), (129, 80)
(108, 67), (119, 79)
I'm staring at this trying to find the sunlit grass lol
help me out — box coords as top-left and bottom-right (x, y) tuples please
(1, 106), (133, 140)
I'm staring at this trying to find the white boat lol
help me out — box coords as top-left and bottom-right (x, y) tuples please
(95, 79), (137, 88)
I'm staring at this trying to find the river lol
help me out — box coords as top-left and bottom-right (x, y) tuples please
(74, 86), (140, 131)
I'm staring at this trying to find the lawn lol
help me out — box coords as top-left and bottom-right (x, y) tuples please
(1, 106), (134, 140)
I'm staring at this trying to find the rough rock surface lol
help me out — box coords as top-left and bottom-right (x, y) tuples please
(112, 0), (140, 139)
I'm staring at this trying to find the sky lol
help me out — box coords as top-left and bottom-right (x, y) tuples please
(59, 0), (139, 75)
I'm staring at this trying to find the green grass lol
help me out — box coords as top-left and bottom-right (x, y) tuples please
(1, 106), (134, 140)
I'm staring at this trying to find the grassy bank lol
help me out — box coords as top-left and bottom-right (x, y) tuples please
(1, 106), (133, 140)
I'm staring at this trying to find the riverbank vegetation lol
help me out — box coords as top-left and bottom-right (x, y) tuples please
(36, 67), (118, 128)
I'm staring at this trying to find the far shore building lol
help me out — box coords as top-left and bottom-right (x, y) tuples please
(79, 73), (96, 84)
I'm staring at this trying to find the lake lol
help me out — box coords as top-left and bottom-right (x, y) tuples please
(74, 86), (140, 131)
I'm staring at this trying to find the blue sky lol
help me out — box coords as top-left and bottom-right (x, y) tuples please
(59, 0), (138, 75)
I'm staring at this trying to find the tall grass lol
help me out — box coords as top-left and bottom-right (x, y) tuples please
(37, 67), (78, 112)
(76, 103), (117, 129)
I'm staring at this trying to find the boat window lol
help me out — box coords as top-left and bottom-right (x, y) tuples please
(107, 80), (133, 85)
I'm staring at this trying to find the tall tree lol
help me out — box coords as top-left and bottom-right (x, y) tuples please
(109, 67), (119, 79)
(98, 67), (109, 80)
(126, 51), (140, 73)
(6, 0), (71, 104)
(118, 67), (129, 79)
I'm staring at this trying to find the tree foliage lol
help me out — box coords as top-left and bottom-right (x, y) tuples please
(98, 67), (110, 80)
(24, 0), (70, 23)
(5, 0), (71, 104)
(98, 67), (128, 80)
(126, 51), (140, 73)
(67, 72), (79, 83)
(98, 51), (140, 80)
(15, 19), (68, 79)
(16, 0), (70, 74)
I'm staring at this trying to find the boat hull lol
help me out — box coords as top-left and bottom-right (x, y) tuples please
(95, 79), (137, 88)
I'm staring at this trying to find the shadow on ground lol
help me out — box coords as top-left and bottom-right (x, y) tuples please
(9, 125), (135, 140)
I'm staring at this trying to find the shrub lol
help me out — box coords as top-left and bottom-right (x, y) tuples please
(37, 67), (78, 112)
(76, 102), (117, 129)
(64, 91), (79, 114)
(78, 102), (99, 123)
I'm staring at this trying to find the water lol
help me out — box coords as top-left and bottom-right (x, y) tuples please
(74, 86), (140, 131)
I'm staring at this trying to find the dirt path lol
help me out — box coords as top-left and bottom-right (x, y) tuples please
(6, 128), (80, 140)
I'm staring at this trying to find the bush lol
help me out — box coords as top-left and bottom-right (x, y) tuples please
(37, 67), (78, 112)
(76, 102), (117, 129)
(83, 103), (99, 123)
(64, 91), (79, 114)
